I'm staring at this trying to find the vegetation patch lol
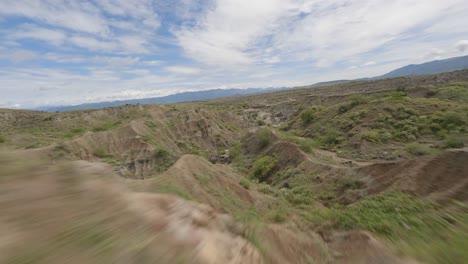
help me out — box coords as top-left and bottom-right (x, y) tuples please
(319, 128), (343, 147)
(239, 178), (251, 189)
(266, 207), (289, 223)
(257, 183), (281, 196)
(92, 121), (122, 132)
(94, 147), (112, 158)
(155, 182), (192, 200)
(301, 108), (317, 125)
(251, 156), (278, 182)
(195, 173), (212, 186)
(256, 128), (272, 148)
(405, 143), (433, 156)
(434, 83), (468, 103)
(63, 127), (85, 138)
(284, 186), (315, 205)
(444, 135), (465, 148)
(48, 143), (69, 160)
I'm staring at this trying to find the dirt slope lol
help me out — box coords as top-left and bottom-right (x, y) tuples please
(133, 154), (257, 214)
(359, 149), (468, 202)
(0, 153), (262, 264)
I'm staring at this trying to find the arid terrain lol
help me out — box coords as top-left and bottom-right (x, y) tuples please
(1, 70), (467, 264)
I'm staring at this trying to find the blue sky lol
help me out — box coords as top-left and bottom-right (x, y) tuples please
(0, 0), (467, 108)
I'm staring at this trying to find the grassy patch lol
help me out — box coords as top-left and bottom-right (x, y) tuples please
(256, 128), (272, 148)
(48, 143), (69, 160)
(319, 128), (343, 147)
(257, 183), (281, 196)
(234, 208), (259, 223)
(63, 127), (85, 138)
(155, 182), (192, 200)
(300, 192), (468, 263)
(435, 83), (468, 103)
(284, 186), (315, 205)
(195, 173), (212, 186)
(92, 121), (122, 132)
(277, 132), (319, 153)
(444, 135), (465, 148)
(405, 143), (433, 156)
(0, 134), (5, 143)
(93, 147), (112, 158)
(301, 108), (316, 125)
(239, 178), (251, 189)
(251, 156), (277, 182)
(266, 206), (289, 223)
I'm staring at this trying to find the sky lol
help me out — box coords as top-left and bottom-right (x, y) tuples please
(0, 0), (468, 109)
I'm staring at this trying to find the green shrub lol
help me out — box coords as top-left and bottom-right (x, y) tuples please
(320, 128), (342, 147)
(93, 147), (112, 158)
(257, 184), (281, 196)
(362, 130), (392, 144)
(92, 121), (122, 132)
(332, 193), (441, 238)
(63, 127), (85, 138)
(338, 95), (367, 114)
(405, 143), (432, 156)
(384, 91), (407, 100)
(0, 134), (5, 143)
(256, 129), (272, 148)
(336, 174), (365, 191)
(338, 103), (353, 114)
(437, 85), (468, 102)
(252, 156), (277, 181)
(301, 108), (316, 125)
(444, 136), (464, 148)
(306, 193), (468, 263)
(284, 186), (315, 205)
(272, 168), (306, 186)
(267, 207), (289, 223)
(297, 137), (318, 153)
(350, 95), (368, 105)
(435, 111), (465, 128)
(239, 178), (250, 189)
(153, 147), (170, 158)
(229, 142), (241, 159)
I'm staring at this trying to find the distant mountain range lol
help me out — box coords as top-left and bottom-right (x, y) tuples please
(36, 87), (283, 112)
(377, 55), (468, 79)
(36, 55), (468, 112)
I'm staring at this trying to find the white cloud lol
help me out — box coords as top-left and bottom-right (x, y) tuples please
(69, 36), (117, 51)
(143, 60), (163, 66)
(165, 66), (201, 74)
(9, 24), (67, 45)
(0, 0), (110, 35)
(67, 35), (149, 54)
(96, 0), (160, 29)
(175, 0), (295, 65)
(9, 50), (37, 63)
(175, 0), (468, 68)
(455, 40), (468, 52)
(0, 0), (160, 54)
(363, 61), (376, 66)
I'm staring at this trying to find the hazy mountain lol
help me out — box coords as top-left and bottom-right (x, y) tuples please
(34, 56), (468, 112)
(309, 79), (351, 87)
(36, 87), (283, 112)
(378, 55), (468, 79)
